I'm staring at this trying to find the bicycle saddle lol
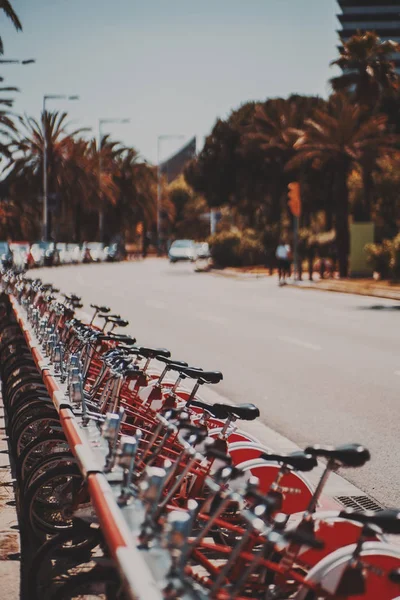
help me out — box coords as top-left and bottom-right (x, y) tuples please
(339, 509), (400, 535)
(281, 528), (324, 550)
(178, 367), (223, 384)
(260, 451), (317, 472)
(134, 346), (171, 359)
(304, 443), (370, 468)
(389, 569), (400, 584)
(188, 399), (229, 420)
(108, 317), (129, 328)
(99, 313), (120, 320)
(212, 402), (260, 421)
(63, 293), (82, 302)
(156, 355), (188, 369)
(90, 304), (110, 313)
(100, 333), (137, 345)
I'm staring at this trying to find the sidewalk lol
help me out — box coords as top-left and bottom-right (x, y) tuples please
(290, 277), (400, 301)
(211, 267), (400, 301)
(0, 392), (21, 600)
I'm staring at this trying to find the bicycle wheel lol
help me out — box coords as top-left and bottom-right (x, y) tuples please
(49, 566), (123, 600)
(26, 524), (104, 600)
(17, 436), (70, 484)
(12, 412), (60, 457)
(22, 464), (84, 540)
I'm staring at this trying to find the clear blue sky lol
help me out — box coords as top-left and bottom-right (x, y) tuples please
(1, 0), (340, 163)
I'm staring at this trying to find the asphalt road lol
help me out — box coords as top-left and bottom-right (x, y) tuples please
(35, 259), (400, 507)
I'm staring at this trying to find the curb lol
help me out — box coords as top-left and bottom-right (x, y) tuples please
(286, 281), (400, 302)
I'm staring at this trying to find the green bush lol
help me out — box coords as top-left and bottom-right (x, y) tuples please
(365, 240), (393, 279)
(208, 229), (264, 267)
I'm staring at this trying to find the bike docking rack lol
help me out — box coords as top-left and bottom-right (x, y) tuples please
(2, 269), (400, 600)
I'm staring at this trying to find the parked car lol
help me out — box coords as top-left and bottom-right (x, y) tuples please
(56, 243), (73, 265)
(68, 243), (83, 264)
(30, 242), (60, 267)
(86, 242), (107, 262)
(0, 241), (13, 269)
(105, 242), (124, 262)
(10, 242), (30, 272)
(168, 239), (197, 263)
(30, 243), (46, 267)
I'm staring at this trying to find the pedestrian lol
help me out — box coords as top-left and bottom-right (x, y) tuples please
(275, 240), (291, 286)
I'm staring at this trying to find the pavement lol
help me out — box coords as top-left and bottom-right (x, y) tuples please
(213, 267), (400, 301)
(34, 258), (400, 508)
(0, 393), (21, 599)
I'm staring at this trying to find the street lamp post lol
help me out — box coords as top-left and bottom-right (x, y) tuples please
(98, 118), (130, 242)
(157, 135), (185, 254)
(42, 94), (79, 241)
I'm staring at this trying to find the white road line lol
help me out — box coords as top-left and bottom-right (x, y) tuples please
(278, 335), (321, 351)
(145, 300), (166, 310)
(197, 313), (227, 325)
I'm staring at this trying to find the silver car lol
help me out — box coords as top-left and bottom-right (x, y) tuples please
(168, 239), (196, 263)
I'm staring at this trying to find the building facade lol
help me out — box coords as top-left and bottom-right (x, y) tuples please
(337, 0), (400, 69)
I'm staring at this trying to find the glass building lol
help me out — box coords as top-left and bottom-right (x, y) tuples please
(337, 0), (400, 70)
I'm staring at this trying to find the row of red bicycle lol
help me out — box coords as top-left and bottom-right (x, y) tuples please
(1, 268), (400, 599)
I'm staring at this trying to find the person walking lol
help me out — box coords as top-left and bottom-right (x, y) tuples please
(276, 240), (291, 286)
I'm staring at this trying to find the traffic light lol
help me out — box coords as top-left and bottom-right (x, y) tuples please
(288, 182), (301, 217)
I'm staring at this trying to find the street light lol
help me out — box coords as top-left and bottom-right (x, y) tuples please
(157, 134), (185, 253)
(42, 94), (79, 241)
(98, 118), (130, 242)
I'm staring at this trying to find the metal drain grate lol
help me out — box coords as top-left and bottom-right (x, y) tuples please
(335, 495), (383, 512)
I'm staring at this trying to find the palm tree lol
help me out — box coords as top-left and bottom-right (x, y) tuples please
(287, 94), (397, 277)
(7, 111), (90, 238)
(330, 31), (400, 110)
(0, 1), (22, 54)
(244, 96), (325, 225)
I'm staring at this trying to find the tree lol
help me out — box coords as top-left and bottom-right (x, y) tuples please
(7, 111), (91, 239)
(288, 94), (397, 277)
(330, 31), (400, 110)
(244, 96), (326, 226)
(0, 1), (22, 54)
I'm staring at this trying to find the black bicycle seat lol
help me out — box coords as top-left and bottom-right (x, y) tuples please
(156, 355), (188, 369)
(188, 399), (229, 420)
(260, 451), (317, 472)
(108, 317), (129, 328)
(63, 293), (82, 302)
(389, 568), (400, 584)
(212, 402), (260, 421)
(282, 529), (324, 550)
(90, 304), (111, 313)
(134, 346), (171, 359)
(100, 334), (137, 345)
(178, 367), (223, 384)
(339, 509), (400, 535)
(304, 443), (370, 468)
(99, 313), (120, 321)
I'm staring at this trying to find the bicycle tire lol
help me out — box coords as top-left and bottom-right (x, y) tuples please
(26, 523), (103, 600)
(12, 412), (61, 457)
(49, 565), (122, 600)
(22, 464), (84, 540)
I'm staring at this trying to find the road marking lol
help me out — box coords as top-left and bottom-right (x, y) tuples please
(145, 300), (166, 310)
(394, 370), (400, 377)
(197, 313), (227, 325)
(278, 335), (321, 351)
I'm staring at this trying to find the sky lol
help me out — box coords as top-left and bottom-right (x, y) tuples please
(0, 0), (341, 164)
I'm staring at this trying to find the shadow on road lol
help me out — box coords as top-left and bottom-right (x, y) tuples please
(357, 304), (400, 311)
